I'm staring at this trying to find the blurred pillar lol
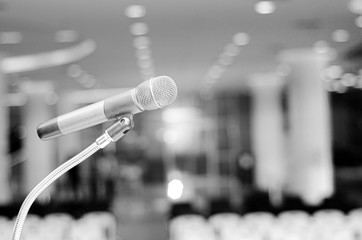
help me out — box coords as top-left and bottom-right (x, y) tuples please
(20, 81), (56, 199)
(249, 73), (286, 206)
(279, 49), (333, 205)
(0, 55), (11, 204)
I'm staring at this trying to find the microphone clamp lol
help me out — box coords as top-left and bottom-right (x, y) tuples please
(96, 114), (134, 148)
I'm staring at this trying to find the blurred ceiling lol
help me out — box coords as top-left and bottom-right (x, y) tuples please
(0, 0), (361, 94)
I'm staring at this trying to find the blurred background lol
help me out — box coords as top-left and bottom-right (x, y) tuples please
(1, 0), (362, 240)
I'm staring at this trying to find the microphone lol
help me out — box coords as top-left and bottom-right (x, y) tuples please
(37, 76), (177, 140)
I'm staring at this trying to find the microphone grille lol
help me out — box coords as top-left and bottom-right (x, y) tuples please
(134, 76), (177, 110)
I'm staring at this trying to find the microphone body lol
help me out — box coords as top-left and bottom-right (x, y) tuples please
(37, 76), (177, 140)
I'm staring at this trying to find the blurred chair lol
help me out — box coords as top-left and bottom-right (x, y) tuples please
(277, 210), (310, 231)
(80, 211), (117, 240)
(240, 212), (275, 240)
(44, 213), (74, 240)
(208, 213), (240, 235)
(173, 224), (216, 240)
(0, 217), (12, 240)
(169, 214), (212, 240)
(69, 220), (105, 240)
(312, 209), (346, 227)
(347, 208), (362, 240)
(243, 211), (275, 225)
(267, 226), (304, 240)
(309, 209), (352, 240)
(21, 214), (44, 240)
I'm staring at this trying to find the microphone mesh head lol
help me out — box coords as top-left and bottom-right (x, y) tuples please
(134, 76), (177, 110)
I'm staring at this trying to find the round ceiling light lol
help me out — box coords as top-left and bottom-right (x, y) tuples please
(331, 29), (350, 43)
(348, 0), (362, 14)
(129, 22), (149, 36)
(125, 5), (147, 18)
(255, 1), (276, 14)
(233, 32), (250, 46)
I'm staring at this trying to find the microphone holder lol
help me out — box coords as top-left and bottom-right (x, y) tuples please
(12, 114), (134, 240)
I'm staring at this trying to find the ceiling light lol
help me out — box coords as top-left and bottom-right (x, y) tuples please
(135, 48), (152, 60)
(167, 179), (183, 199)
(137, 58), (153, 69)
(129, 22), (149, 36)
(55, 30), (79, 43)
(331, 29), (350, 43)
(348, 0), (362, 14)
(133, 36), (151, 49)
(233, 32), (250, 46)
(218, 54), (234, 66)
(0, 31), (22, 44)
(355, 15), (362, 28)
(140, 67), (155, 78)
(224, 44), (240, 57)
(125, 5), (146, 18)
(255, 1), (276, 14)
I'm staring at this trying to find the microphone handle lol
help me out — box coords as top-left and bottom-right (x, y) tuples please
(37, 90), (141, 140)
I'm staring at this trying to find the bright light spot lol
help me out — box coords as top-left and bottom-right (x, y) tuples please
(163, 130), (178, 144)
(129, 22), (149, 36)
(255, 1), (276, 14)
(348, 0), (362, 14)
(331, 29), (350, 43)
(133, 36), (151, 49)
(355, 15), (362, 28)
(0, 32), (22, 44)
(167, 179), (184, 200)
(55, 30), (79, 43)
(125, 5), (146, 18)
(233, 32), (250, 46)
(324, 65), (343, 79)
(313, 41), (330, 54)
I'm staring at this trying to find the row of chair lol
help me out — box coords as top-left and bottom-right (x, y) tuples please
(0, 211), (117, 240)
(170, 208), (362, 240)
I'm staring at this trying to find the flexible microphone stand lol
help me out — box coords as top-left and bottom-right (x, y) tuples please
(12, 114), (134, 240)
